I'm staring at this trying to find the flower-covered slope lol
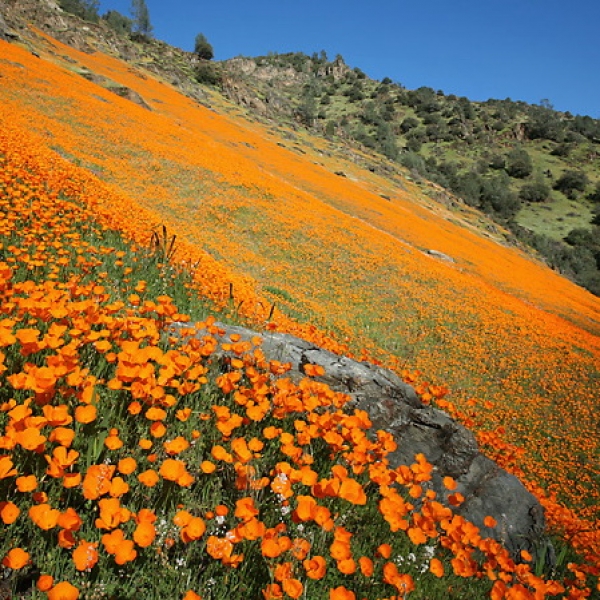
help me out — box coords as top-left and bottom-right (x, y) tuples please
(1, 28), (600, 598)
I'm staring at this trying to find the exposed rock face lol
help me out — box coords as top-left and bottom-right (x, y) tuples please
(0, 11), (13, 41)
(171, 321), (549, 560)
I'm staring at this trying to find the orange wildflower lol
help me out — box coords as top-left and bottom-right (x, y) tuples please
(29, 503), (60, 530)
(137, 469), (159, 487)
(2, 548), (30, 569)
(72, 540), (99, 571)
(117, 457), (137, 475)
(303, 555), (327, 579)
(47, 581), (80, 600)
(37, 575), (54, 592)
(329, 587), (356, 600)
(82, 464), (115, 500)
(430, 557), (445, 577)
(74, 405), (97, 424)
(0, 501), (20, 524)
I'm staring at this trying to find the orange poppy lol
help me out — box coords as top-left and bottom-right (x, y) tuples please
(117, 457), (137, 475)
(37, 575), (54, 592)
(2, 548), (30, 570)
(29, 503), (60, 530)
(72, 540), (99, 571)
(0, 501), (20, 524)
(329, 587), (355, 600)
(47, 581), (80, 600)
(430, 557), (444, 577)
(74, 405), (97, 424)
(137, 469), (159, 487)
(303, 555), (327, 579)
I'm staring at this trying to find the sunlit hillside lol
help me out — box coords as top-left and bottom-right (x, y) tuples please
(1, 24), (599, 598)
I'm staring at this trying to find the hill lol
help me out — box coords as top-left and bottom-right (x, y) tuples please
(0, 2), (599, 598)
(217, 51), (600, 296)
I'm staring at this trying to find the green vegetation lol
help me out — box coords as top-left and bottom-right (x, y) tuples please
(58, 0), (100, 22)
(130, 0), (152, 37)
(194, 33), (214, 60)
(103, 9), (133, 36)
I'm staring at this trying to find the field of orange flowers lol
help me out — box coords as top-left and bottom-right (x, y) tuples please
(0, 28), (599, 598)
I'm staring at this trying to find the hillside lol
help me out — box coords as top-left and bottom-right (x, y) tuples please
(218, 52), (600, 296)
(0, 3), (600, 599)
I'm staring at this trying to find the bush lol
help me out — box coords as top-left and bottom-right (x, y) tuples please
(553, 170), (589, 199)
(195, 62), (221, 86)
(58, 0), (99, 22)
(519, 180), (551, 203)
(505, 147), (533, 179)
(102, 10), (132, 35)
(194, 33), (214, 60)
(587, 181), (600, 203)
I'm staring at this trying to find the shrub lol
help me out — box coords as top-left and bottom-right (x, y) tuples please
(102, 10), (133, 35)
(554, 170), (589, 199)
(519, 180), (551, 203)
(505, 147), (533, 179)
(195, 62), (222, 86)
(194, 33), (214, 60)
(58, 0), (99, 22)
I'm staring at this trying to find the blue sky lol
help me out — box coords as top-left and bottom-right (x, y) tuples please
(98, 0), (599, 118)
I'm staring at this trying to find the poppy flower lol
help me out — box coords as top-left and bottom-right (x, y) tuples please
(484, 516), (497, 528)
(430, 557), (444, 577)
(47, 581), (79, 600)
(0, 501), (20, 524)
(72, 540), (99, 571)
(2, 547), (30, 569)
(133, 521), (156, 547)
(117, 457), (137, 475)
(138, 469), (159, 487)
(75, 405), (97, 424)
(329, 587), (355, 600)
(303, 555), (326, 579)
(29, 503), (59, 530)
(37, 575), (54, 591)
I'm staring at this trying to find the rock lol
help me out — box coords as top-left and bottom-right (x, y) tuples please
(426, 249), (455, 263)
(108, 85), (151, 110)
(0, 11), (16, 41)
(170, 321), (549, 560)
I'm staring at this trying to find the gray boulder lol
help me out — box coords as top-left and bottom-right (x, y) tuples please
(170, 321), (548, 559)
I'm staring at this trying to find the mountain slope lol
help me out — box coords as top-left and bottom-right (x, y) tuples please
(1, 13), (600, 582)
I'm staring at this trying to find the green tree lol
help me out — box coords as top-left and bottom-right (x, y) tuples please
(554, 170), (589, 199)
(59, 0), (99, 22)
(587, 181), (600, 203)
(519, 180), (551, 203)
(130, 0), (152, 36)
(505, 147), (533, 179)
(194, 33), (214, 60)
(103, 10), (132, 35)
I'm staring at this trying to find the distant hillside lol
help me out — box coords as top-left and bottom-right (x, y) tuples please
(219, 52), (600, 296)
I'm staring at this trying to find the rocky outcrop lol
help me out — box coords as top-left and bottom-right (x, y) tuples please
(171, 321), (549, 560)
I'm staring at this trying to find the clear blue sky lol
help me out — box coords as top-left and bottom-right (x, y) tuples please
(99, 0), (599, 118)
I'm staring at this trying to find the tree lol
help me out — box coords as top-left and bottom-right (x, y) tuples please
(130, 0), (152, 36)
(103, 10), (132, 35)
(194, 33), (214, 60)
(553, 170), (589, 199)
(587, 181), (600, 203)
(505, 147), (533, 179)
(519, 179), (551, 203)
(59, 0), (99, 22)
